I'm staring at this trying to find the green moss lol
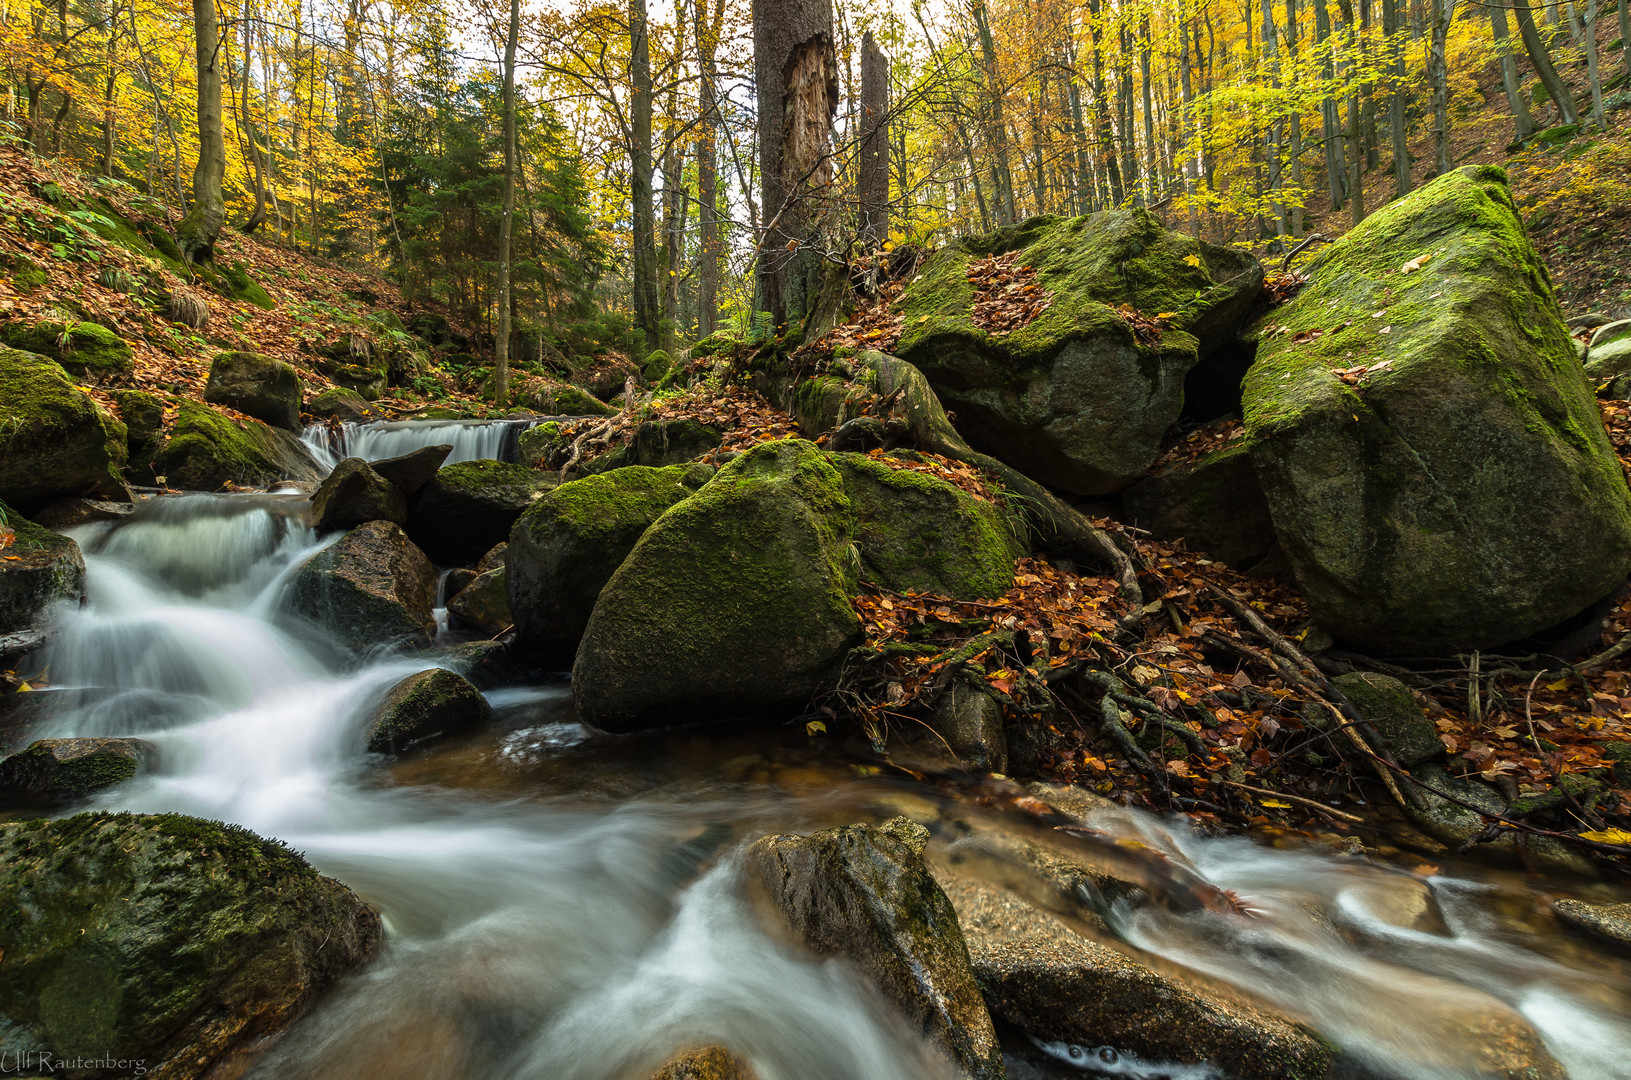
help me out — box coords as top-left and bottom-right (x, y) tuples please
(0, 346), (128, 510)
(154, 400), (318, 490)
(0, 320), (133, 376)
(539, 384), (615, 416)
(642, 349), (673, 382)
(10, 255), (48, 294)
(690, 331), (739, 358)
(81, 199), (189, 277)
(218, 262), (275, 309)
(829, 452), (1023, 599)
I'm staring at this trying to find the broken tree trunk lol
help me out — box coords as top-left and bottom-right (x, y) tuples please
(752, 0), (840, 340)
(858, 30), (890, 251)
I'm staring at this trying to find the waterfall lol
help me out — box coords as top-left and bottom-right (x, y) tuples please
(302, 418), (536, 470)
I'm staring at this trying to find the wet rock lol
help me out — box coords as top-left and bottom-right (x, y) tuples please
(1242, 166), (1631, 654)
(0, 346), (129, 512)
(1120, 442), (1276, 569)
(155, 400), (324, 492)
(0, 811), (382, 1077)
(925, 680), (1008, 773)
(28, 496), (133, 531)
(287, 520), (438, 651)
(444, 567), (478, 598)
(507, 464), (708, 668)
(372, 443), (452, 498)
(366, 668), (491, 753)
(574, 441), (860, 732)
(940, 875), (1330, 1080)
(749, 818), (1004, 1080)
(0, 318), (134, 376)
(0, 499), (84, 634)
(0, 737), (152, 805)
(633, 418), (723, 466)
(830, 451), (1026, 599)
(309, 457), (406, 533)
(306, 386), (382, 423)
(205, 351), (303, 431)
(114, 388), (166, 484)
(894, 213), (1263, 495)
(432, 639), (516, 689)
(1331, 672), (1441, 767)
(406, 460), (561, 565)
(1400, 763), (1516, 855)
(446, 568), (510, 636)
(1552, 897), (1631, 955)
(650, 1046), (756, 1080)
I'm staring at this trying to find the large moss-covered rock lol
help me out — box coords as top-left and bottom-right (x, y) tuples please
(114, 389), (165, 484)
(507, 464), (710, 667)
(1331, 671), (1441, 766)
(1243, 166), (1631, 654)
(0, 499), (84, 634)
(365, 668), (490, 753)
(1121, 440), (1277, 569)
(154, 401), (324, 492)
(0, 737), (151, 806)
(286, 520), (437, 651)
(0, 812), (382, 1078)
(634, 418), (723, 467)
(406, 460), (561, 565)
(526, 382), (617, 417)
(205, 352), (302, 431)
(573, 440), (860, 732)
(748, 818), (1004, 1080)
(940, 875), (1330, 1080)
(829, 451), (1024, 599)
(0, 347), (128, 512)
(894, 212), (1263, 495)
(309, 457), (406, 533)
(0, 319), (133, 377)
(306, 386), (381, 423)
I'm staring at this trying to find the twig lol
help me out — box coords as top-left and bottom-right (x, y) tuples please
(1213, 779), (1365, 823)
(1279, 233), (1331, 273)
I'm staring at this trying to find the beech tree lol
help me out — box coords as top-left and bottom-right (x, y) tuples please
(176, 0), (226, 262)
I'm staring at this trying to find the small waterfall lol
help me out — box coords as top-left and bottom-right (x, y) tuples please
(302, 418), (536, 470)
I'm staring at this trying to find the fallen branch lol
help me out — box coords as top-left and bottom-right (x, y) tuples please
(1213, 779), (1365, 823)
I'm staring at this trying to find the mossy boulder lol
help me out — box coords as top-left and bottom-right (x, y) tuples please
(1242, 166), (1631, 654)
(829, 451), (1024, 599)
(0, 812), (382, 1077)
(306, 386), (381, 423)
(114, 389), (165, 484)
(633, 417), (723, 466)
(406, 460), (560, 565)
(941, 875), (1331, 1079)
(1331, 671), (1441, 767)
(0, 347), (128, 512)
(894, 212), (1264, 495)
(0, 737), (152, 806)
(407, 312), (452, 345)
(308, 457), (406, 533)
(0, 319), (134, 377)
(0, 499), (85, 634)
(219, 261), (276, 309)
(1120, 440), (1277, 569)
(689, 331), (739, 359)
(748, 818), (1004, 1080)
(1583, 329), (1631, 397)
(205, 352), (302, 431)
(365, 668), (490, 753)
(507, 464), (712, 667)
(329, 362), (387, 401)
(286, 520), (437, 651)
(528, 383), (616, 417)
(517, 421), (567, 466)
(573, 440), (860, 732)
(642, 349), (674, 382)
(153, 401), (324, 492)
(446, 567), (510, 636)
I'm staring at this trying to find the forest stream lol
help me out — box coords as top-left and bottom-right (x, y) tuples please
(12, 490), (1631, 1080)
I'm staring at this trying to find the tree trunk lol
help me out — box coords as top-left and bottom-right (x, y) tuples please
(176, 0), (226, 263)
(695, 0), (723, 337)
(1620, 0), (1630, 79)
(494, 0), (519, 409)
(239, 0), (269, 232)
(1512, 0), (1581, 124)
(751, 0), (839, 338)
(630, 0), (661, 351)
(970, 0), (1015, 224)
(1383, 0), (1412, 196)
(858, 30), (890, 249)
(1314, 0), (1346, 207)
(1428, 0), (1454, 176)
(1491, 0), (1536, 143)
(1584, 0), (1605, 129)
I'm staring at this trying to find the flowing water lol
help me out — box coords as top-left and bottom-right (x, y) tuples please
(301, 418), (536, 469)
(13, 494), (1631, 1080)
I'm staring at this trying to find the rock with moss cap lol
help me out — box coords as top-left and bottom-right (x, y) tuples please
(1331, 671), (1441, 766)
(0, 347), (128, 512)
(113, 388), (165, 484)
(286, 520), (437, 651)
(365, 668), (490, 753)
(748, 818), (1004, 1080)
(205, 352), (302, 431)
(507, 464), (711, 667)
(642, 349), (674, 382)
(940, 875), (1329, 1080)
(829, 451), (1025, 599)
(1242, 165), (1631, 654)
(307, 386), (381, 423)
(1120, 440), (1277, 569)
(893, 212), (1263, 495)
(0, 812), (382, 1078)
(154, 400), (324, 492)
(0, 499), (84, 633)
(0, 319), (133, 377)
(0, 737), (152, 806)
(406, 460), (561, 565)
(526, 382), (617, 417)
(633, 418), (724, 467)
(573, 440), (859, 731)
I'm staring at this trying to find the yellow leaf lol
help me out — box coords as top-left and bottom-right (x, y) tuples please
(1579, 828), (1631, 845)
(1546, 678), (1571, 691)
(1183, 254), (1202, 267)
(805, 720), (827, 736)
(1260, 799), (1292, 809)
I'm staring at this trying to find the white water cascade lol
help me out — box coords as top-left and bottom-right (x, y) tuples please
(19, 494), (1631, 1080)
(301, 418), (535, 470)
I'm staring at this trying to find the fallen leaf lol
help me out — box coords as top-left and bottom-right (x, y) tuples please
(1579, 828), (1631, 845)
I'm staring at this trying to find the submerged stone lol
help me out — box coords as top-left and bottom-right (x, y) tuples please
(286, 520), (437, 651)
(0, 737), (152, 805)
(365, 668), (490, 754)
